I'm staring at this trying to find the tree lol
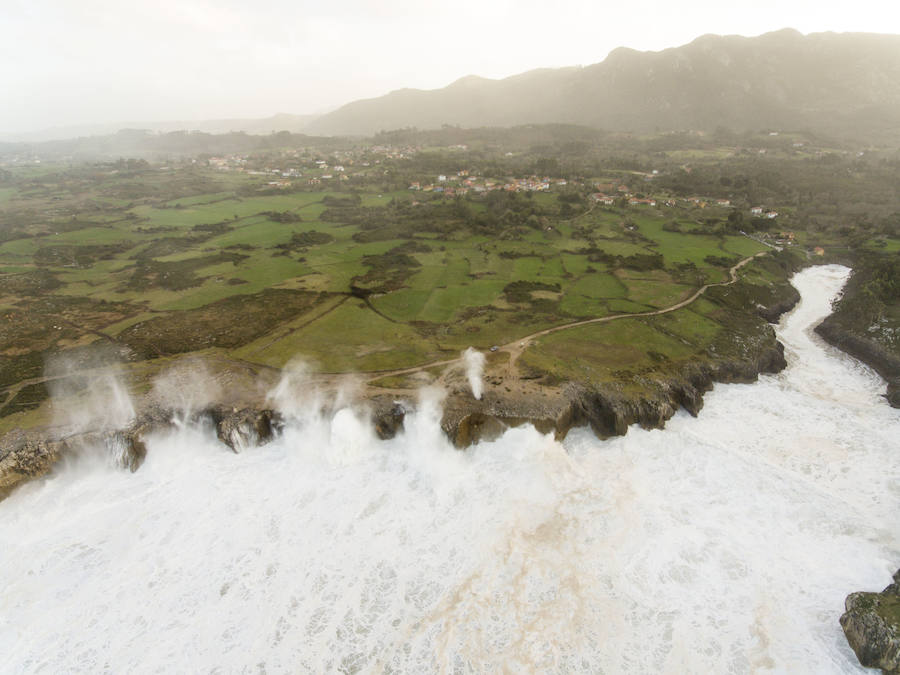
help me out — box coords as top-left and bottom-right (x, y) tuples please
(535, 157), (559, 175)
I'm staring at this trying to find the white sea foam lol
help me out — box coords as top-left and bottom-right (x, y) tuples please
(0, 265), (897, 673)
(463, 346), (486, 400)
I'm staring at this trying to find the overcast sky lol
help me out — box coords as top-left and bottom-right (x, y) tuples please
(2, 0), (900, 135)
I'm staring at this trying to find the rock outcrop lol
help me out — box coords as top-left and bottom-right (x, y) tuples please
(841, 569), (900, 674)
(0, 327), (794, 499)
(370, 397), (408, 440)
(0, 433), (67, 500)
(206, 406), (278, 453)
(440, 342), (788, 446)
(757, 284), (801, 324)
(0, 421), (150, 500)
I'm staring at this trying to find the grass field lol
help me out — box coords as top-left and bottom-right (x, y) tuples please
(0, 159), (799, 421)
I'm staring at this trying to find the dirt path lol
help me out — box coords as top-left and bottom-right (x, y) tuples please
(356, 250), (768, 384)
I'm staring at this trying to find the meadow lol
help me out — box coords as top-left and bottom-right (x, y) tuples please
(1, 152), (868, 426)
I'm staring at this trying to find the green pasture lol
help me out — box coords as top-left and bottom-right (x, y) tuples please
(234, 299), (439, 372)
(592, 239), (650, 257)
(607, 298), (655, 313)
(43, 226), (141, 247)
(559, 273), (626, 317)
(512, 256), (565, 284)
(448, 310), (559, 351)
(868, 237), (900, 253)
(721, 235), (767, 258)
(201, 217), (294, 249)
(636, 218), (727, 264)
(130, 192), (335, 230)
(0, 154), (812, 401)
(0, 238), (43, 260)
(521, 312), (703, 384)
(359, 191), (409, 207)
(163, 191), (236, 207)
(0, 265), (33, 275)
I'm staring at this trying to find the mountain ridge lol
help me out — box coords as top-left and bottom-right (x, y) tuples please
(306, 29), (900, 141)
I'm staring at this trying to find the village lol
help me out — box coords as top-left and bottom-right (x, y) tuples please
(202, 147), (798, 243)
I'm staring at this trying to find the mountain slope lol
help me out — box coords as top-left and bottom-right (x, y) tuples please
(307, 29), (900, 140)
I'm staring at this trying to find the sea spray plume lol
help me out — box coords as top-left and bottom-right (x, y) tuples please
(328, 407), (374, 465)
(45, 347), (135, 433)
(402, 385), (449, 451)
(44, 347), (141, 470)
(332, 372), (364, 413)
(151, 359), (221, 425)
(266, 359), (377, 463)
(265, 357), (321, 422)
(326, 374), (374, 464)
(463, 347), (486, 400)
(396, 385), (472, 499)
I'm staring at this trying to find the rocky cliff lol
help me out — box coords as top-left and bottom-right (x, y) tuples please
(439, 341), (786, 446)
(0, 337), (790, 500)
(0, 276), (802, 499)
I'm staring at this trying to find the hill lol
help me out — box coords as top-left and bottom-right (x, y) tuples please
(1, 113), (319, 144)
(306, 29), (900, 141)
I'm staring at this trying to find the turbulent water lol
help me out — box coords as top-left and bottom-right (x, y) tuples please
(1, 265), (898, 674)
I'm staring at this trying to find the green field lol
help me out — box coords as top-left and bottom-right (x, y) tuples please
(0, 168), (769, 368)
(0, 152), (814, 426)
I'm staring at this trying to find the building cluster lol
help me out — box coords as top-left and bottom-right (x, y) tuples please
(750, 206), (780, 219)
(590, 183), (783, 221)
(409, 171), (576, 195)
(203, 143), (422, 188)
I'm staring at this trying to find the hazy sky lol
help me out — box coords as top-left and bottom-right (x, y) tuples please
(3, 0), (900, 134)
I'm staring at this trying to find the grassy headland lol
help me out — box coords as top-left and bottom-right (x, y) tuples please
(0, 126), (897, 432)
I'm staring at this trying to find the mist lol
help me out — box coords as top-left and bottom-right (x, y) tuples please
(4, 1), (899, 136)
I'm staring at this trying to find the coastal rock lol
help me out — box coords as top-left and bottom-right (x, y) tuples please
(439, 340), (789, 447)
(207, 406), (278, 453)
(72, 426), (148, 472)
(757, 285), (801, 323)
(440, 388), (568, 447)
(841, 569), (900, 673)
(0, 433), (68, 499)
(370, 398), (408, 440)
(0, 420), (152, 499)
(886, 377), (900, 408)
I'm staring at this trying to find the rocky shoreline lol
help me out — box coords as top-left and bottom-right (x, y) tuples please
(0, 324), (792, 501)
(841, 569), (900, 674)
(2, 250), (815, 498)
(815, 318), (900, 408)
(440, 341), (787, 446)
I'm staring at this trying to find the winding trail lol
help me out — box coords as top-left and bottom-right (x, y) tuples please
(352, 250), (769, 384)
